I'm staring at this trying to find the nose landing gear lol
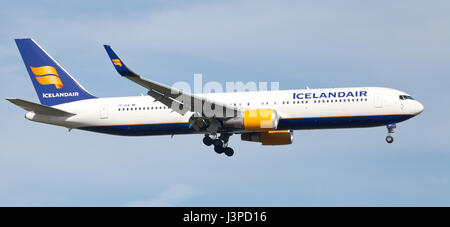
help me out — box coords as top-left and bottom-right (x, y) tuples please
(203, 133), (234, 157)
(385, 124), (396, 144)
(386, 135), (394, 143)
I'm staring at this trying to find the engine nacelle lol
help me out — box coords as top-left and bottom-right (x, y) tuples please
(223, 109), (280, 131)
(241, 130), (294, 145)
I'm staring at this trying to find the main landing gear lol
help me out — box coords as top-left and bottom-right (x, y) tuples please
(203, 133), (234, 157)
(385, 123), (396, 144)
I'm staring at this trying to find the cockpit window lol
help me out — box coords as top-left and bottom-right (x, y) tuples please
(399, 95), (414, 100)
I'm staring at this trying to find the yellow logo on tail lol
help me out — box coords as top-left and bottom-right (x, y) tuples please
(112, 59), (122, 67)
(30, 66), (64, 89)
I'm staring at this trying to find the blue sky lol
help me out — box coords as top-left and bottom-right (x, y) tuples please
(1, 0), (449, 206)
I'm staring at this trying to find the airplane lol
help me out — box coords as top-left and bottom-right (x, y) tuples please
(7, 38), (424, 157)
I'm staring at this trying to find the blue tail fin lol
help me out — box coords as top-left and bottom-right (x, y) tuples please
(15, 38), (96, 106)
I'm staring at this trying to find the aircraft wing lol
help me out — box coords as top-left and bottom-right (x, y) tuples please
(103, 45), (238, 118)
(6, 98), (76, 117)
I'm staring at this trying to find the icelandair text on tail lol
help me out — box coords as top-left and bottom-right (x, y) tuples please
(43, 92), (79, 98)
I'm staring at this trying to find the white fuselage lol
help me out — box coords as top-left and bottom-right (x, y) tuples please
(25, 87), (424, 136)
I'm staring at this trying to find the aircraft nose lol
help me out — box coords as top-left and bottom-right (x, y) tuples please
(415, 101), (424, 115)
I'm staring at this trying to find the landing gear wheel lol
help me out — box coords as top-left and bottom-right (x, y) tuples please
(214, 145), (224, 154)
(203, 136), (213, 146)
(212, 139), (223, 148)
(386, 135), (394, 144)
(224, 147), (234, 157)
(204, 133), (234, 156)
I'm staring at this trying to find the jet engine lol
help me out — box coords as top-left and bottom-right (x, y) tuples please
(222, 109), (280, 131)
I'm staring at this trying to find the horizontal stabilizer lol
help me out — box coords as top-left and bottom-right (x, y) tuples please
(6, 98), (76, 117)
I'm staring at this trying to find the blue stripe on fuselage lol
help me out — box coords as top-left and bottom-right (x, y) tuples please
(277, 114), (413, 130)
(80, 123), (192, 136)
(78, 114), (414, 136)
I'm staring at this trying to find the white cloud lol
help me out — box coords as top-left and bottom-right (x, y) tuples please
(123, 185), (198, 207)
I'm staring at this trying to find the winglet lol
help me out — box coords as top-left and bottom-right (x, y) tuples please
(103, 45), (139, 78)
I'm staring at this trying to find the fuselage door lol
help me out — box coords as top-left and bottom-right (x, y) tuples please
(374, 93), (383, 108)
(100, 105), (108, 119)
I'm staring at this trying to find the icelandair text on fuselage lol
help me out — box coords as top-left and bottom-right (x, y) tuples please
(43, 92), (79, 98)
(293, 91), (367, 100)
